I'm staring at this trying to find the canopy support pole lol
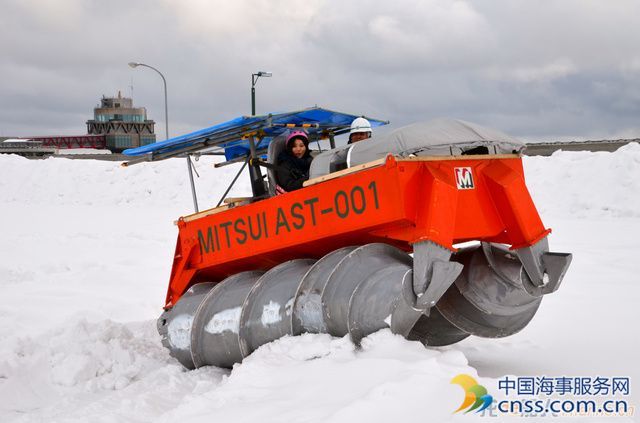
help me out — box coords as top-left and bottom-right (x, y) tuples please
(186, 155), (199, 212)
(248, 135), (267, 198)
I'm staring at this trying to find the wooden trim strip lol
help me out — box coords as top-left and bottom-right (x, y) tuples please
(176, 204), (232, 224)
(303, 157), (386, 187)
(223, 197), (252, 205)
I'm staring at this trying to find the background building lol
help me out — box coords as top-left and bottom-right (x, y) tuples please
(87, 92), (156, 151)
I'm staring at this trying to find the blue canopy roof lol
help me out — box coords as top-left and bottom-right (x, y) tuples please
(122, 107), (388, 164)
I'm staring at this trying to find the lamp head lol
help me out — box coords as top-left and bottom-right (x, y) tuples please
(128, 62), (140, 68)
(257, 71), (272, 77)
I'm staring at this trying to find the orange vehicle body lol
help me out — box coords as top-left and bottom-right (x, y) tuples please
(166, 154), (549, 309)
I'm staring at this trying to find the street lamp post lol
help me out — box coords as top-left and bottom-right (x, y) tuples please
(251, 71), (272, 116)
(247, 71), (272, 198)
(129, 62), (199, 212)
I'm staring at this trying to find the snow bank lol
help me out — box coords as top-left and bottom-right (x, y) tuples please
(0, 154), (252, 212)
(0, 322), (478, 422)
(0, 318), (227, 422)
(57, 149), (112, 155)
(525, 142), (640, 218)
(158, 331), (475, 423)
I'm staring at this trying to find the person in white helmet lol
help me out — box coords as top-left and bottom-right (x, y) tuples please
(348, 117), (372, 144)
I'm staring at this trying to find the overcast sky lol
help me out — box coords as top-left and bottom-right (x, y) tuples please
(2, 0), (640, 141)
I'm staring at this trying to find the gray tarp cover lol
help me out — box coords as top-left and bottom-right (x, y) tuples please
(309, 118), (525, 179)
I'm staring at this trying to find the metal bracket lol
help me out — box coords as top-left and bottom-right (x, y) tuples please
(514, 237), (572, 296)
(402, 241), (463, 314)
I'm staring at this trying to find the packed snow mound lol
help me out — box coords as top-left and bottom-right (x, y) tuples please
(160, 331), (474, 423)
(1, 319), (227, 422)
(57, 149), (112, 155)
(525, 142), (640, 218)
(2, 319), (168, 391)
(0, 154), (251, 212)
(1, 325), (477, 422)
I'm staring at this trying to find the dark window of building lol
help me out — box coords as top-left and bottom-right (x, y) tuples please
(114, 135), (132, 148)
(140, 135), (155, 146)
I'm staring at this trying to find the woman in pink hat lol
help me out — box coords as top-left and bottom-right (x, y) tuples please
(276, 130), (313, 192)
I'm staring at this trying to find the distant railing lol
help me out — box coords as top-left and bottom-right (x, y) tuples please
(31, 135), (106, 149)
(0, 140), (57, 156)
(1, 140), (45, 149)
(524, 139), (638, 156)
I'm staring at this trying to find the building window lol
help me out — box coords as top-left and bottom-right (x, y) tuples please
(108, 135), (132, 149)
(119, 114), (144, 122)
(140, 135), (156, 146)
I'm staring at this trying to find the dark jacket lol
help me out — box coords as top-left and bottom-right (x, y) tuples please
(276, 151), (312, 192)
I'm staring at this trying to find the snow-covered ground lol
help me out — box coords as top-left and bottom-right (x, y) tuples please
(56, 149), (113, 155)
(0, 145), (639, 422)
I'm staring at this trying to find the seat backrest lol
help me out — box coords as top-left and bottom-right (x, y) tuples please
(267, 134), (287, 196)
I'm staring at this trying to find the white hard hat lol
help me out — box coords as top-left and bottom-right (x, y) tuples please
(350, 117), (372, 134)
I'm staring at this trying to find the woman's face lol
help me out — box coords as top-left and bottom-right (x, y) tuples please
(291, 138), (306, 158)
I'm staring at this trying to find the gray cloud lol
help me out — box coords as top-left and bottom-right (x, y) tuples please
(1, 0), (640, 141)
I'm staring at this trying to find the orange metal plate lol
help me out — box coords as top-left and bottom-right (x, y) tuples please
(164, 156), (548, 307)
